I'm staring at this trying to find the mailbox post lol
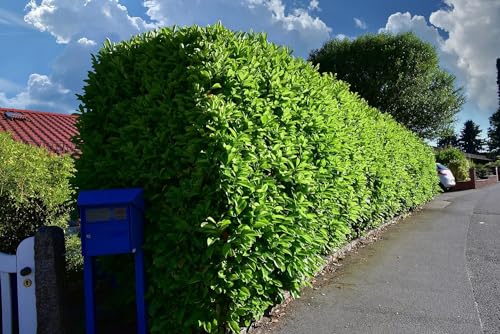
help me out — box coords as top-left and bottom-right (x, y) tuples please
(77, 188), (146, 334)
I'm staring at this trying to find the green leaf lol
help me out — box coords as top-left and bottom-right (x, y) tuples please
(207, 237), (216, 247)
(211, 82), (222, 89)
(228, 320), (240, 333)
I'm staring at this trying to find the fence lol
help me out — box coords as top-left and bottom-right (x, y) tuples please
(0, 237), (37, 334)
(0, 227), (67, 334)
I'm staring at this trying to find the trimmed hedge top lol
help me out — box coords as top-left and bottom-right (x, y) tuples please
(75, 24), (439, 333)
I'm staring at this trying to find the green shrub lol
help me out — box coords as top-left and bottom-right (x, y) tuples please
(65, 234), (84, 273)
(435, 147), (470, 181)
(473, 163), (492, 179)
(74, 24), (439, 333)
(0, 132), (75, 254)
(485, 159), (500, 167)
(446, 160), (471, 181)
(434, 146), (465, 163)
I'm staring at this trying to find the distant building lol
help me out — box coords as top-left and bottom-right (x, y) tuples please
(464, 152), (492, 164)
(0, 107), (78, 155)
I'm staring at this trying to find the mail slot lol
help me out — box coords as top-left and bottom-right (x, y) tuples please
(77, 188), (144, 256)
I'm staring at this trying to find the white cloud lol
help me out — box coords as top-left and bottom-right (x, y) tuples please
(77, 37), (96, 46)
(0, 73), (72, 112)
(379, 12), (444, 48)
(3, 0), (332, 114)
(24, 0), (155, 44)
(1, 39), (103, 113)
(143, 0), (331, 57)
(26, 73), (70, 98)
(5, 0), (158, 113)
(353, 17), (367, 30)
(308, 0), (320, 11)
(430, 0), (500, 112)
(379, 3), (500, 118)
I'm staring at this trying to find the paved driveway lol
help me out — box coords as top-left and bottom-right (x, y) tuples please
(257, 184), (500, 334)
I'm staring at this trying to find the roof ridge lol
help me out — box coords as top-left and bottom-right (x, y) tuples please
(0, 107), (78, 118)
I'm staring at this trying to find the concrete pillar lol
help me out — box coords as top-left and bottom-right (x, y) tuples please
(35, 226), (67, 334)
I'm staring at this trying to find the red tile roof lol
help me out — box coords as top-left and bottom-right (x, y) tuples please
(0, 107), (78, 155)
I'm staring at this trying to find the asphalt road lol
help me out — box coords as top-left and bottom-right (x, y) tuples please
(261, 184), (500, 334)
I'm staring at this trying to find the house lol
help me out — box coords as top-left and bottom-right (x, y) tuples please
(464, 152), (492, 164)
(0, 107), (78, 155)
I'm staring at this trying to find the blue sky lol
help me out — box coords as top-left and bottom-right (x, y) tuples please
(0, 0), (499, 138)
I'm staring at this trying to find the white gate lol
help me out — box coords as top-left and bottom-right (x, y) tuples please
(0, 237), (37, 334)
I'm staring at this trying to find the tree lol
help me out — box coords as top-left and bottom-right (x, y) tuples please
(488, 109), (500, 154)
(309, 32), (465, 140)
(437, 132), (459, 148)
(459, 120), (483, 154)
(0, 132), (74, 254)
(487, 58), (500, 154)
(497, 58), (500, 105)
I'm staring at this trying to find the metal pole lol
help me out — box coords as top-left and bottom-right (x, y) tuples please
(135, 249), (147, 334)
(84, 256), (96, 334)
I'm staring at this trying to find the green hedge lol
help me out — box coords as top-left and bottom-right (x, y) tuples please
(435, 147), (470, 181)
(0, 132), (75, 254)
(74, 24), (439, 333)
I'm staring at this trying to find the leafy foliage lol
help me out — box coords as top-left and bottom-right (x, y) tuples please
(485, 159), (500, 167)
(74, 24), (439, 333)
(488, 109), (500, 154)
(459, 120), (484, 154)
(435, 147), (470, 181)
(308, 32), (465, 140)
(435, 146), (466, 163)
(487, 59), (500, 154)
(65, 234), (83, 273)
(473, 163), (492, 179)
(488, 108), (500, 155)
(496, 58), (500, 108)
(437, 128), (459, 148)
(0, 132), (75, 254)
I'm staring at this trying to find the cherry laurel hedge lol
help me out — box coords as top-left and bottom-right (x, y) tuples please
(74, 24), (439, 333)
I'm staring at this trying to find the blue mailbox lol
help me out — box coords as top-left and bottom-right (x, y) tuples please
(78, 188), (144, 256)
(77, 188), (147, 334)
